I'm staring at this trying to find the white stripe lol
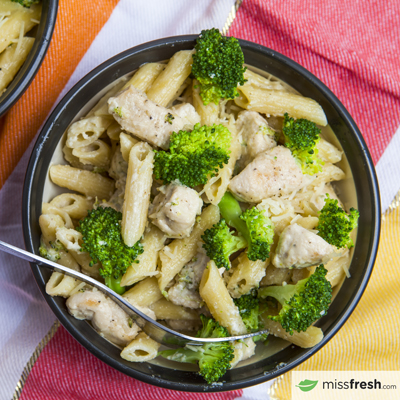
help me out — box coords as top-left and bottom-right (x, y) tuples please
(376, 124), (400, 212)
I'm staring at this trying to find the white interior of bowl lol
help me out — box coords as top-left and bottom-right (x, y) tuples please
(41, 64), (358, 372)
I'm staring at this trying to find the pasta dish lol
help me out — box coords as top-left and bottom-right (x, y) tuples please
(38, 29), (358, 384)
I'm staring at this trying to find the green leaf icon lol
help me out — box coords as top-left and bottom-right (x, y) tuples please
(295, 379), (319, 392)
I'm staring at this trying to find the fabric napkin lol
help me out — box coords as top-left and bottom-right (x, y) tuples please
(0, 0), (399, 399)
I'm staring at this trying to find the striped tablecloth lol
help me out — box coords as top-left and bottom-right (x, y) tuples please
(0, 1), (399, 399)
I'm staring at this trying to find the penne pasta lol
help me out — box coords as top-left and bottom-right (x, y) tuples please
(150, 298), (199, 321)
(49, 193), (94, 220)
(121, 142), (154, 246)
(260, 317), (324, 348)
(119, 132), (139, 163)
(66, 116), (112, 149)
(146, 50), (194, 107)
(121, 225), (166, 287)
(0, 37), (34, 93)
(235, 84), (327, 126)
(123, 62), (165, 92)
(71, 139), (112, 169)
(121, 332), (160, 362)
(192, 79), (219, 125)
(49, 165), (115, 200)
(199, 260), (247, 336)
(122, 277), (163, 307)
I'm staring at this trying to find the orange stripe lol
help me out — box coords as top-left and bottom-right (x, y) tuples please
(0, 0), (119, 189)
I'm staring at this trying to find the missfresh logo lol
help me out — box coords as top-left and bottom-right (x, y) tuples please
(295, 379), (318, 392)
(291, 371), (400, 399)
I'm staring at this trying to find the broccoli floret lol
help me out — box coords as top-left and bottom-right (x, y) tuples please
(233, 291), (261, 333)
(11, 0), (39, 7)
(159, 315), (234, 384)
(202, 219), (247, 269)
(240, 207), (274, 261)
(39, 238), (64, 262)
(76, 207), (143, 295)
(282, 113), (323, 175)
(154, 123), (231, 187)
(258, 265), (332, 335)
(217, 192), (274, 261)
(317, 195), (359, 248)
(192, 28), (246, 105)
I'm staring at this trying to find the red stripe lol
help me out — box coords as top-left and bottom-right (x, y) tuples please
(19, 326), (242, 399)
(228, 0), (400, 164)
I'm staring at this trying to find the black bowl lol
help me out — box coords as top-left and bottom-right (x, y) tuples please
(0, 0), (58, 117)
(22, 36), (380, 392)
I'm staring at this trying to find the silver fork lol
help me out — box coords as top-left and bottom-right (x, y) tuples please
(0, 239), (268, 347)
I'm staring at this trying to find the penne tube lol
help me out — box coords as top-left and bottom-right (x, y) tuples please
(0, 3), (41, 54)
(146, 50), (194, 107)
(199, 260), (247, 336)
(41, 204), (74, 229)
(120, 132), (139, 163)
(66, 116), (112, 149)
(39, 214), (65, 244)
(243, 69), (286, 91)
(122, 62), (165, 92)
(122, 277), (163, 307)
(158, 204), (220, 291)
(259, 317), (324, 348)
(72, 139), (111, 169)
(49, 165), (115, 200)
(49, 193), (94, 220)
(121, 225), (166, 287)
(121, 142), (154, 246)
(150, 298), (199, 321)
(121, 332), (160, 362)
(192, 79), (219, 125)
(0, 37), (34, 93)
(235, 84), (327, 126)
(317, 137), (343, 164)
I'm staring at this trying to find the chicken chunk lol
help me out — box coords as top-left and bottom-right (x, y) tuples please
(66, 289), (140, 346)
(171, 103), (201, 126)
(228, 146), (313, 202)
(149, 181), (203, 238)
(272, 223), (337, 269)
(108, 86), (195, 149)
(168, 251), (209, 309)
(237, 111), (277, 168)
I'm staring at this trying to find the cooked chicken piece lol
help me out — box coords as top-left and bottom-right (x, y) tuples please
(228, 146), (313, 202)
(149, 181), (203, 238)
(108, 86), (194, 149)
(237, 111), (277, 168)
(272, 223), (337, 269)
(66, 289), (140, 346)
(168, 251), (209, 309)
(171, 103), (201, 126)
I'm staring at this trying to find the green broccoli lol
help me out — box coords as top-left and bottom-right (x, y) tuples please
(11, 0), (39, 7)
(317, 195), (359, 248)
(233, 290), (262, 333)
(217, 192), (274, 261)
(159, 315), (234, 384)
(192, 28), (246, 105)
(201, 219), (247, 269)
(76, 206), (143, 295)
(282, 113), (323, 175)
(154, 123), (231, 187)
(258, 265), (332, 335)
(39, 239), (64, 262)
